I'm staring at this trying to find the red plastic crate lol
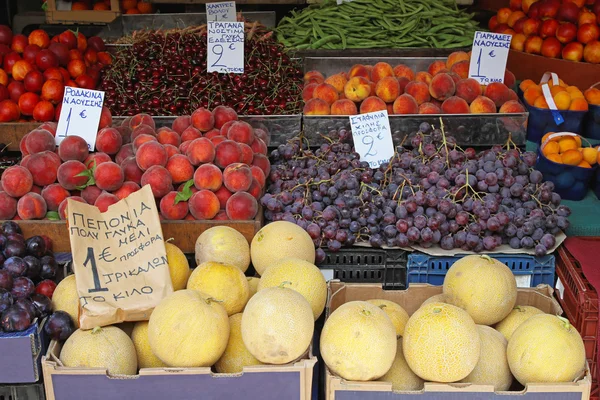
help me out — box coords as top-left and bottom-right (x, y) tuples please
(555, 242), (599, 398)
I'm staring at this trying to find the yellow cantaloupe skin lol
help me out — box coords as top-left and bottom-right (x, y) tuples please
(403, 302), (481, 383)
(420, 293), (447, 308)
(460, 325), (513, 391)
(443, 255), (517, 325)
(251, 221), (315, 275)
(131, 321), (167, 369)
(366, 299), (409, 337)
(165, 242), (190, 291)
(507, 314), (586, 385)
(148, 290), (230, 368)
(320, 301), (397, 381)
(242, 287), (314, 365)
(378, 340), (424, 391)
(258, 258), (327, 320)
(60, 326), (138, 375)
(247, 277), (259, 299)
(51, 275), (80, 328)
(195, 226), (250, 273)
(495, 306), (545, 341)
(215, 313), (264, 373)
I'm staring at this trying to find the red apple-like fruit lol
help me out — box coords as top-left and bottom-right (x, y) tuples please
(578, 23), (600, 44)
(556, 22), (578, 43)
(539, 18), (559, 38)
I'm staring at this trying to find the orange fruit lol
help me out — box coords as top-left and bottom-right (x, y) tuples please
(524, 86), (542, 105)
(582, 147), (598, 165)
(573, 135), (582, 147)
(121, 0), (137, 10)
(561, 149), (583, 166)
(553, 91), (572, 111)
(548, 78), (566, 88)
(533, 95), (549, 109)
(546, 153), (562, 164)
(71, 2), (90, 10)
(137, 0), (154, 13)
(577, 160), (592, 168)
(550, 86), (566, 96)
(566, 86), (584, 99)
(542, 141), (560, 156)
(519, 79), (536, 92)
(558, 137), (578, 152)
(541, 132), (560, 143)
(569, 98), (589, 111)
(93, 2), (109, 10)
(125, 8), (140, 13)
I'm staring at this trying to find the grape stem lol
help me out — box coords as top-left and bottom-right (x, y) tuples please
(451, 170), (484, 203)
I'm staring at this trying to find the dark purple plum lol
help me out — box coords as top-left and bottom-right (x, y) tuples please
(1, 221), (21, 235)
(0, 289), (13, 314)
(23, 256), (41, 281)
(6, 233), (24, 243)
(25, 236), (46, 258)
(0, 234), (7, 250)
(29, 294), (52, 318)
(4, 257), (27, 277)
(15, 298), (37, 320)
(44, 311), (75, 341)
(40, 256), (57, 280)
(0, 270), (12, 291)
(1, 305), (31, 332)
(3, 240), (26, 258)
(10, 277), (35, 299)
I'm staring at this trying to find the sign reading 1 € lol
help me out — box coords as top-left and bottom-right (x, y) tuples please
(55, 86), (105, 151)
(207, 21), (244, 74)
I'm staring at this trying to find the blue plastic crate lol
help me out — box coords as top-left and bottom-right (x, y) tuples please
(407, 253), (556, 288)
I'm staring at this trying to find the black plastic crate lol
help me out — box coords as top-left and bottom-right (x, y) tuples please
(320, 248), (407, 290)
(0, 383), (45, 400)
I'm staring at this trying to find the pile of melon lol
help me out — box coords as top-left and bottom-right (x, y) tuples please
(321, 254), (587, 391)
(55, 221), (325, 374)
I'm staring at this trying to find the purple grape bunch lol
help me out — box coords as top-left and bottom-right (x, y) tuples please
(261, 122), (570, 263)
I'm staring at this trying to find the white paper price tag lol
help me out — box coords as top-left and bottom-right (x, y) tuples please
(336, 0), (353, 4)
(349, 110), (394, 169)
(206, 1), (236, 22)
(207, 21), (244, 74)
(515, 275), (532, 288)
(55, 86), (105, 151)
(468, 31), (512, 85)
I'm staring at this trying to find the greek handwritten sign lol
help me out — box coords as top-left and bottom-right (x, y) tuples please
(206, 1), (236, 22)
(207, 21), (244, 74)
(56, 86), (105, 151)
(67, 185), (173, 329)
(469, 31), (512, 85)
(349, 110), (394, 168)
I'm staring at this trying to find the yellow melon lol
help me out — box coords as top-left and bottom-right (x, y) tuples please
(51, 274), (79, 328)
(403, 302), (480, 382)
(215, 313), (264, 373)
(378, 340), (424, 391)
(507, 314), (586, 384)
(320, 301), (396, 381)
(247, 277), (259, 299)
(495, 306), (545, 341)
(443, 255), (517, 325)
(251, 221), (315, 275)
(241, 286), (314, 364)
(257, 258), (327, 320)
(131, 321), (167, 369)
(421, 293), (447, 307)
(147, 290), (229, 367)
(60, 326), (137, 375)
(460, 325), (513, 391)
(165, 242), (190, 291)
(195, 226), (250, 273)
(366, 299), (409, 337)
(187, 261), (250, 316)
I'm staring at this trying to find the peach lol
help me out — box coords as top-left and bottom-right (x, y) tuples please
(191, 107), (214, 132)
(254, 128), (269, 145)
(450, 61), (469, 80)
(503, 70), (516, 89)
(524, 86), (543, 105)
(251, 153), (271, 177)
(508, 11), (527, 27)
(446, 51), (470, 69)
(558, 137), (578, 152)
(188, 189), (220, 220)
(18, 92), (40, 116)
(129, 113), (155, 131)
(429, 73), (456, 101)
(427, 61), (446, 76)
(511, 33), (527, 51)
(393, 64), (415, 80)
(226, 121), (255, 145)
(489, 15), (499, 31)
(455, 78), (482, 104)
(159, 191), (188, 220)
(561, 149), (583, 165)
(239, 143), (254, 165)
(522, 18), (542, 37)
(540, 37), (562, 59)
(392, 94), (419, 114)
(94, 127), (122, 155)
(0, 191), (17, 219)
(113, 181), (140, 200)
(211, 136), (226, 146)
(405, 81), (431, 105)
(312, 83), (340, 106)
(302, 83), (318, 103)
(397, 77), (410, 94)
(204, 128), (221, 140)
(25, 129), (55, 154)
(17, 192), (46, 220)
(12, 60), (34, 81)
(223, 163), (252, 192)
(563, 42), (584, 61)
(164, 154), (193, 184)
(194, 164), (223, 191)
(499, 100), (527, 113)
(251, 165), (266, 188)
(99, 107), (112, 130)
(441, 96), (471, 114)
(135, 141), (168, 171)
(348, 64), (370, 80)
(1, 165), (33, 197)
(374, 76), (400, 103)
(41, 183), (70, 211)
(133, 134), (158, 154)
(214, 185), (233, 209)
(115, 143), (134, 165)
(247, 178), (262, 199)
(584, 88), (600, 105)
(554, 91), (572, 110)
(94, 192), (119, 213)
(415, 71), (433, 85)
(184, 138), (214, 166)
(418, 102), (442, 114)
(579, 9), (597, 26)
(324, 74), (348, 93)
(171, 115), (191, 134)
(226, 192), (258, 220)
(469, 96), (497, 113)
(583, 41), (600, 64)
(578, 23), (600, 44)
(121, 156), (144, 185)
(304, 70), (325, 84)
(94, 162), (124, 192)
(84, 152), (111, 169)
(484, 82), (511, 108)
(557, 22), (578, 44)
(37, 122), (57, 136)
(569, 97), (589, 111)
(343, 77), (371, 103)
(371, 62), (394, 83)
(140, 165), (173, 198)
(33, 100), (54, 122)
(360, 96), (387, 114)
(57, 135), (88, 162)
(330, 99), (358, 115)
(539, 18), (559, 38)
(180, 126), (202, 142)
(250, 138), (268, 156)
(81, 185), (102, 205)
(26, 151), (60, 187)
(157, 129), (181, 147)
(213, 105), (238, 129)
(219, 120), (236, 137)
(214, 210), (228, 220)
(303, 98), (330, 115)
(533, 95), (549, 108)
(57, 196), (85, 219)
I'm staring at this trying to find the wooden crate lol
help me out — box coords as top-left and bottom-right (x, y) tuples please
(0, 122), (38, 152)
(15, 212), (263, 253)
(45, 0), (121, 24)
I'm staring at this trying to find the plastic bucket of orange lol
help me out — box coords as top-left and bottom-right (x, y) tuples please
(583, 82), (600, 140)
(536, 132), (598, 201)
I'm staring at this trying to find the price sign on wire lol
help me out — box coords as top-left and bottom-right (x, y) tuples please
(206, 1), (236, 22)
(468, 31), (512, 85)
(207, 21), (244, 74)
(55, 86), (105, 151)
(349, 110), (394, 169)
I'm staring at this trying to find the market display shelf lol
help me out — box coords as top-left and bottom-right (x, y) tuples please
(319, 248), (407, 290)
(407, 252), (556, 288)
(0, 383), (45, 400)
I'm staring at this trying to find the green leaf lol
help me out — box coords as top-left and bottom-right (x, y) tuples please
(46, 211), (60, 221)
(174, 179), (194, 204)
(41, 2), (48, 11)
(74, 162), (96, 190)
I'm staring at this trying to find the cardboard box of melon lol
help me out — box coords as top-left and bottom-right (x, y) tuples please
(322, 255), (592, 400)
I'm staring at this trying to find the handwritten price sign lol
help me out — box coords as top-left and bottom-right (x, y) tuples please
(206, 1), (236, 22)
(55, 87), (105, 151)
(207, 21), (244, 74)
(349, 110), (394, 169)
(468, 31), (512, 85)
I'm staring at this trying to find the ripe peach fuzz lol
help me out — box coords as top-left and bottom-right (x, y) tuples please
(405, 81), (431, 105)
(1, 165), (33, 197)
(226, 121), (255, 145)
(213, 105), (238, 129)
(215, 140), (242, 169)
(312, 83), (339, 106)
(344, 77), (371, 103)
(26, 151), (60, 187)
(136, 141), (168, 171)
(484, 82), (511, 108)
(446, 51), (469, 69)
(223, 163), (252, 192)
(247, 179), (262, 200)
(329, 99), (358, 115)
(392, 94), (419, 115)
(115, 144), (134, 165)
(157, 129), (180, 147)
(188, 190), (220, 220)
(191, 107), (215, 132)
(81, 185), (102, 205)
(470, 96), (497, 113)
(185, 137), (215, 166)
(582, 147), (598, 165)
(113, 181), (140, 201)
(194, 163), (223, 191)
(324, 74), (348, 93)
(348, 64), (371, 80)
(94, 162), (124, 192)
(418, 102), (442, 114)
(441, 96), (471, 114)
(214, 186), (232, 209)
(17, 192), (46, 220)
(41, 183), (70, 211)
(428, 61), (447, 76)
(95, 127), (122, 155)
(371, 62), (394, 83)
(541, 37), (562, 58)
(360, 96), (387, 114)
(171, 115), (191, 134)
(226, 191), (258, 220)
(25, 129), (55, 154)
(455, 78), (482, 104)
(250, 138), (268, 156)
(450, 60), (470, 80)
(302, 83), (318, 102)
(375, 76), (400, 103)
(415, 71), (433, 85)
(94, 192), (119, 213)
(159, 191), (188, 220)
(164, 154), (193, 185)
(499, 100), (527, 113)
(304, 70), (325, 84)
(251, 153), (271, 177)
(239, 143), (254, 165)
(251, 165), (266, 188)
(429, 73), (456, 101)
(0, 192), (17, 220)
(129, 113), (156, 131)
(141, 165), (173, 198)
(303, 98), (330, 115)
(84, 153), (111, 170)
(165, 144), (180, 158)
(393, 64), (415, 80)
